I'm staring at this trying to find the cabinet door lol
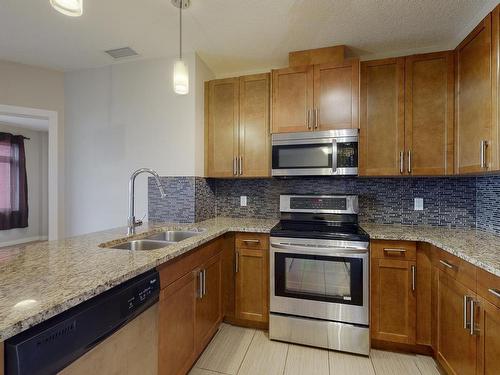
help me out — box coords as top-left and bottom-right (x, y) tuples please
(416, 243), (433, 346)
(235, 247), (269, 323)
(405, 52), (454, 176)
(206, 78), (239, 177)
(436, 271), (477, 375)
(221, 233), (236, 319)
(455, 13), (497, 173)
(271, 65), (314, 133)
(477, 296), (500, 375)
(313, 59), (359, 130)
(360, 58), (405, 176)
(371, 258), (416, 344)
(158, 272), (197, 375)
(195, 254), (222, 350)
(239, 73), (271, 177)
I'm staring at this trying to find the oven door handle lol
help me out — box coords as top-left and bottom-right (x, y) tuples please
(271, 242), (368, 255)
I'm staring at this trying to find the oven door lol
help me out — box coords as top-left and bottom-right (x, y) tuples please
(270, 237), (369, 326)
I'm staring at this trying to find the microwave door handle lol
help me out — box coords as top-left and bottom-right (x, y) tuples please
(331, 139), (338, 173)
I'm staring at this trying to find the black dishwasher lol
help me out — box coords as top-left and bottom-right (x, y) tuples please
(5, 269), (160, 375)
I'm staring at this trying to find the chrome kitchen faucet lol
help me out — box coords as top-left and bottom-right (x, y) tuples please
(128, 168), (166, 236)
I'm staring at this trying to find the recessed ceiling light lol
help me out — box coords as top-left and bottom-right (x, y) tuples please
(49, 0), (83, 17)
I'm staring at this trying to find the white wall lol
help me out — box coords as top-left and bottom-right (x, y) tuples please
(65, 53), (214, 236)
(0, 123), (48, 245)
(0, 60), (65, 239)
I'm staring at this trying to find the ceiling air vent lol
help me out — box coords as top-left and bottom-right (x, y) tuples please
(104, 47), (139, 60)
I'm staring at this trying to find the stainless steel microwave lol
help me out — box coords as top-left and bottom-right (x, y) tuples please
(271, 129), (359, 176)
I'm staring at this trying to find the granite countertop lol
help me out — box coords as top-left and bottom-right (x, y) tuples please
(0, 217), (277, 341)
(362, 223), (500, 277)
(1, 217), (499, 342)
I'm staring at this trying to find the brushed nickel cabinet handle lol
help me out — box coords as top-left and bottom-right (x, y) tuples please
(488, 288), (500, 298)
(480, 140), (488, 169)
(198, 270), (204, 299)
(202, 269), (207, 296)
(239, 156), (243, 175)
(243, 239), (260, 244)
(233, 157), (237, 176)
(384, 248), (406, 254)
(400, 151), (404, 174)
(463, 295), (470, 329)
(439, 259), (455, 270)
(408, 150), (412, 174)
(411, 265), (416, 292)
(315, 108), (319, 129)
(307, 109), (312, 130)
(470, 299), (475, 335)
(235, 251), (239, 273)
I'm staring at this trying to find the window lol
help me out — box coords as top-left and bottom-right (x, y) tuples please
(0, 133), (28, 230)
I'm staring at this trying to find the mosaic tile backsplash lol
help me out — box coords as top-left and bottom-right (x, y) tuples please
(148, 175), (500, 234)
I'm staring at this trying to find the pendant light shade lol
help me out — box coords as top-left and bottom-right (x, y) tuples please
(173, 59), (189, 95)
(50, 0), (83, 17)
(172, 0), (190, 95)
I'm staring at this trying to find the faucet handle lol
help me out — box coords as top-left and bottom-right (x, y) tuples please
(134, 219), (143, 227)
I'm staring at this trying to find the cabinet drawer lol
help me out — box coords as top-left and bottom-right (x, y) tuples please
(235, 233), (269, 250)
(371, 240), (416, 260)
(477, 268), (500, 309)
(432, 248), (476, 291)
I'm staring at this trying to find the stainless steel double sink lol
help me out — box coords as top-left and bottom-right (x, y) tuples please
(109, 230), (204, 251)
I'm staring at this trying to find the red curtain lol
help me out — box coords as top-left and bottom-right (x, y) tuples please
(0, 132), (28, 230)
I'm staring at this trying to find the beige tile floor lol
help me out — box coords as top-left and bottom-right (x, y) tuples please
(190, 323), (441, 375)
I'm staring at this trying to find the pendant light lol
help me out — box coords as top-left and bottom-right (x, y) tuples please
(172, 0), (189, 95)
(50, 0), (83, 17)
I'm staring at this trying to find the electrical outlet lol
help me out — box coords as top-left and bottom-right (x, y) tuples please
(414, 198), (424, 211)
(240, 196), (247, 207)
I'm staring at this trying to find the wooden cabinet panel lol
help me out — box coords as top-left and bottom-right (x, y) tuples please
(271, 65), (314, 133)
(313, 59), (359, 130)
(221, 233), (236, 319)
(206, 78), (239, 177)
(416, 243), (433, 346)
(477, 268), (500, 309)
(360, 58), (405, 176)
(405, 52), (454, 175)
(371, 240), (416, 260)
(235, 247), (269, 323)
(195, 254), (222, 350)
(239, 74), (270, 177)
(158, 272), (197, 375)
(477, 296), (500, 375)
(433, 247), (477, 292)
(436, 271), (477, 375)
(455, 13), (497, 173)
(371, 258), (416, 344)
(235, 232), (269, 250)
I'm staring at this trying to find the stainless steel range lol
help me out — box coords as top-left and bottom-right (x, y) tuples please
(269, 194), (370, 355)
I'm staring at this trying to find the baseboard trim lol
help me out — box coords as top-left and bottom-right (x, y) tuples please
(0, 235), (48, 248)
(371, 339), (434, 356)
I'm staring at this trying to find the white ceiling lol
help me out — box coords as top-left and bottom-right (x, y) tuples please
(0, 0), (498, 77)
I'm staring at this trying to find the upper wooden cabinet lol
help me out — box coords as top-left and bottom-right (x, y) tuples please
(271, 65), (314, 133)
(205, 74), (270, 178)
(272, 59), (359, 133)
(360, 58), (405, 176)
(314, 60), (359, 130)
(360, 52), (454, 176)
(206, 78), (239, 177)
(405, 52), (454, 175)
(455, 12), (498, 173)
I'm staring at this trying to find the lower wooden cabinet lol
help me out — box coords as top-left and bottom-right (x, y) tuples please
(436, 270), (477, 375)
(371, 240), (417, 344)
(157, 239), (224, 375)
(476, 296), (500, 375)
(158, 272), (197, 375)
(234, 233), (269, 325)
(195, 254), (222, 351)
